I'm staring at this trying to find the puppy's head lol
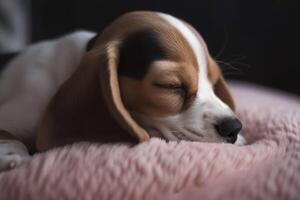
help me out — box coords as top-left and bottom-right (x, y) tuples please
(89, 11), (242, 143)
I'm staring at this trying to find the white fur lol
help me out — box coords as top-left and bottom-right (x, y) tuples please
(0, 31), (96, 148)
(132, 13), (240, 143)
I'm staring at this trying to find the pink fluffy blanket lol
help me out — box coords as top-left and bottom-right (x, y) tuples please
(0, 82), (299, 200)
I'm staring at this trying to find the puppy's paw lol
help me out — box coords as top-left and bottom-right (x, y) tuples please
(0, 140), (30, 172)
(235, 134), (247, 146)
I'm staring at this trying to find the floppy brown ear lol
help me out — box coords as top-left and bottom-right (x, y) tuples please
(214, 76), (235, 111)
(98, 42), (150, 142)
(36, 42), (149, 151)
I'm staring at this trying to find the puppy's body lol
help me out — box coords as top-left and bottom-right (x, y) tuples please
(0, 11), (244, 171)
(0, 31), (96, 150)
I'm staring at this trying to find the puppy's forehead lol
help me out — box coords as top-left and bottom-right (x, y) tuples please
(157, 14), (205, 67)
(115, 12), (204, 79)
(154, 17), (199, 68)
(157, 13), (221, 86)
(157, 13), (208, 76)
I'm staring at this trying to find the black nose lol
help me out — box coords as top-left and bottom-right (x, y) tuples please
(215, 118), (242, 143)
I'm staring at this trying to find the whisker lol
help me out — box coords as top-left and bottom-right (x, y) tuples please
(228, 61), (252, 69)
(173, 127), (205, 141)
(215, 27), (229, 59)
(222, 55), (248, 62)
(185, 128), (204, 137)
(170, 130), (188, 140)
(216, 60), (243, 72)
(222, 72), (246, 77)
(156, 128), (178, 141)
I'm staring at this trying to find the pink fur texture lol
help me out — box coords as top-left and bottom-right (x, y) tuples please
(0, 82), (299, 200)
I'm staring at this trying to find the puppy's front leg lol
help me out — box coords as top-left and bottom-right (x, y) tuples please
(0, 130), (30, 172)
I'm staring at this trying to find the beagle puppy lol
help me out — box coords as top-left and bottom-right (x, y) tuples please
(0, 11), (244, 171)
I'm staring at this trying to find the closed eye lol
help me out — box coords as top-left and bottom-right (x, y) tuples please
(153, 82), (182, 89)
(153, 82), (187, 100)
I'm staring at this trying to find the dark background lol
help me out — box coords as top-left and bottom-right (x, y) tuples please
(29, 0), (300, 95)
